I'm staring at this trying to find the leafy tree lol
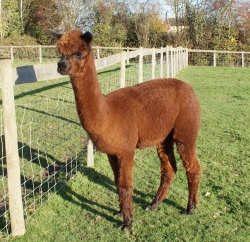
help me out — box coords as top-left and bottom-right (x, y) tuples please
(235, 0), (250, 50)
(0, 0), (22, 38)
(165, 0), (250, 50)
(90, 1), (128, 46)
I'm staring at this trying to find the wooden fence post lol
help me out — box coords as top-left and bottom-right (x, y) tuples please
(120, 51), (126, 88)
(126, 47), (130, 65)
(242, 51), (244, 68)
(11, 46), (14, 63)
(0, 59), (26, 236)
(87, 136), (94, 167)
(176, 47), (179, 73)
(151, 47), (156, 79)
(170, 46), (174, 78)
(166, 46), (169, 78)
(139, 47), (143, 83)
(160, 47), (163, 78)
(39, 45), (42, 63)
(180, 48), (184, 70)
(96, 47), (100, 59)
(186, 49), (189, 68)
(213, 51), (217, 67)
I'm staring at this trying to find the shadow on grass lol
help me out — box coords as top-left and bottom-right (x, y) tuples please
(0, 138), (76, 235)
(0, 80), (70, 105)
(60, 184), (121, 226)
(83, 167), (184, 211)
(97, 64), (135, 75)
(62, 167), (185, 223)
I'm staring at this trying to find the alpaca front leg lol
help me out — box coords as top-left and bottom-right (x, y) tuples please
(118, 187), (133, 229)
(117, 154), (134, 230)
(107, 154), (122, 216)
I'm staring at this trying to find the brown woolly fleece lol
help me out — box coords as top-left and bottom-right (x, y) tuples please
(50, 29), (201, 230)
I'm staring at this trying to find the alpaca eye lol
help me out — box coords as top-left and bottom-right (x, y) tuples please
(74, 52), (82, 59)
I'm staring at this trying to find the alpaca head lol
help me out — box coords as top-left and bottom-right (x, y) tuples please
(49, 29), (93, 75)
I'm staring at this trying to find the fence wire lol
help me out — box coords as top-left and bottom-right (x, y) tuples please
(0, 69), (124, 240)
(188, 51), (250, 67)
(0, 92), (88, 240)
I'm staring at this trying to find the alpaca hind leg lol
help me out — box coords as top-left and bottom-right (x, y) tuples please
(147, 135), (177, 210)
(177, 142), (201, 214)
(117, 153), (134, 230)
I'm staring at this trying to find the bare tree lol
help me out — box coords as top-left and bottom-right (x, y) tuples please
(129, 0), (165, 47)
(55, 0), (92, 31)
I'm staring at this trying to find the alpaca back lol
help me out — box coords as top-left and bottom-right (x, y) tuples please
(99, 78), (200, 151)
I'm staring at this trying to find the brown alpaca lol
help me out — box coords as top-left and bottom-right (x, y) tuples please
(49, 29), (201, 230)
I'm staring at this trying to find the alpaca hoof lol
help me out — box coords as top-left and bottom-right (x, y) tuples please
(114, 210), (123, 217)
(145, 204), (156, 211)
(182, 210), (192, 215)
(119, 223), (131, 230)
(182, 205), (195, 215)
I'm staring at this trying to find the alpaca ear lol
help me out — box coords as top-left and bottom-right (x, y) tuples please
(82, 31), (93, 44)
(81, 31), (92, 50)
(47, 30), (62, 40)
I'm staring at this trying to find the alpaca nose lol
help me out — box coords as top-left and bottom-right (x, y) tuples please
(58, 60), (66, 70)
(57, 60), (69, 75)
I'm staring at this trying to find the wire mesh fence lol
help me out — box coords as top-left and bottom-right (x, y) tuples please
(188, 50), (250, 67)
(0, 92), (88, 240)
(0, 46), (132, 65)
(0, 68), (124, 240)
(0, 46), (187, 239)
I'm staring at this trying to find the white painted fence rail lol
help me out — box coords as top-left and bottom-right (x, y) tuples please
(4, 46), (187, 86)
(1, 45), (250, 67)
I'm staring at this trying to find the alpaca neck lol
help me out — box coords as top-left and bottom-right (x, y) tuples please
(70, 53), (108, 135)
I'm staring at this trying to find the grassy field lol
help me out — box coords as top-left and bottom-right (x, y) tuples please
(10, 66), (250, 241)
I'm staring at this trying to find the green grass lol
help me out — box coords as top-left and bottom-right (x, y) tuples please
(8, 66), (250, 241)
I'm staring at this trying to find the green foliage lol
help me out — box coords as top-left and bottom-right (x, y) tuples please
(0, 0), (62, 45)
(167, 0), (250, 51)
(92, 22), (127, 47)
(1, 0), (22, 37)
(9, 66), (250, 241)
(0, 35), (38, 46)
(1, 0), (250, 49)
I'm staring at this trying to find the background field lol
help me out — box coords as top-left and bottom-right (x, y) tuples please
(10, 66), (250, 241)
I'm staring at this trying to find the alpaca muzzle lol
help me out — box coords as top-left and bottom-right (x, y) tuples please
(57, 58), (70, 75)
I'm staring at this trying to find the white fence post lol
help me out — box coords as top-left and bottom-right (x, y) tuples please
(0, 59), (26, 236)
(87, 136), (94, 167)
(170, 46), (174, 78)
(180, 48), (184, 70)
(160, 47), (163, 78)
(175, 48), (178, 76)
(242, 51), (244, 68)
(166, 46), (170, 78)
(176, 47), (179, 73)
(213, 51), (217, 67)
(96, 47), (100, 59)
(11, 46), (14, 63)
(151, 47), (156, 79)
(186, 49), (189, 67)
(126, 47), (130, 65)
(39, 45), (42, 63)
(120, 51), (126, 88)
(139, 47), (143, 83)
